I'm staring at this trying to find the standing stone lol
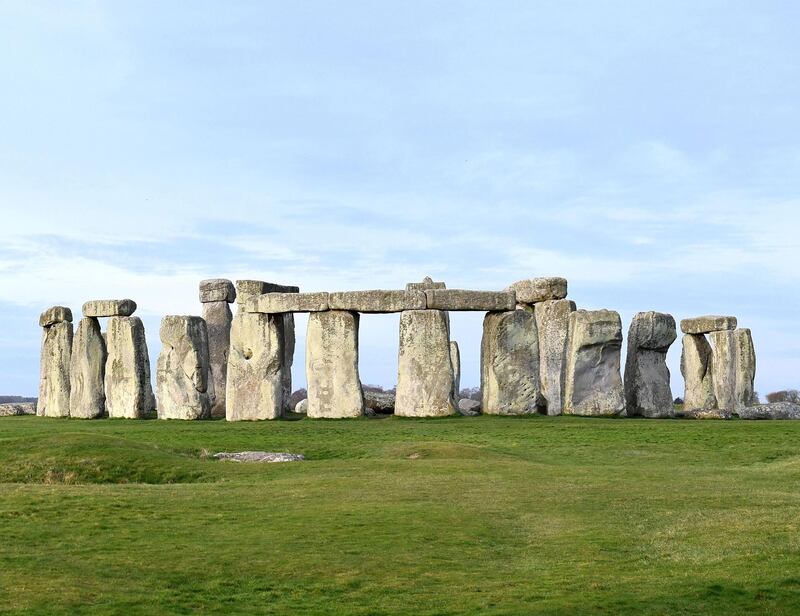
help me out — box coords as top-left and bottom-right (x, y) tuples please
(534, 299), (576, 415)
(624, 312), (677, 418)
(39, 312), (73, 418)
(69, 317), (106, 419)
(450, 341), (461, 400)
(306, 311), (364, 419)
(105, 316), (154, 419)
(733, 328), (756, 411)
(481, 310), (543, 415)
(226, 311), (284, 421)
(282, 313), (295, 412)
(563, 310), (625, 417)
(395, 310), (457, 417)
(156, 315), (212, 420)
(681, 334), (716, 412)
(202, 301), (233, 417)
(708, 329), (736, 412)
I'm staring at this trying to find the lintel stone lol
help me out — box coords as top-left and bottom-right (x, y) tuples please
(82, 299), (137, 318)
(199, 279), (236, 303)
(680, 315), (737, 335)
(328, 290), (425, 313)
(424, 289), (516, 312)
(39, 305), (73, 328)
(245, 292), (330, 314)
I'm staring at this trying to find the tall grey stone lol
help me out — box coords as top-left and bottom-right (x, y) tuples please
(395, 310), (457, 417)
(733, 328), (756, 411)
(450, 341), (461, 400)
(202, 301), (233, 418)
(105, 316), (154, 419)
(226, 311), (284, 421)
(306, 310), (364, 419)
(681, 334), (716, 412)
(708, 329), (736, 412)
(624, 311), (677, 418)
(481, 309), (543, 415)
(69, 317), (106, 419)
(39, 317), (73, 418)
(282, 313), (295, 412)
(534, 299), (576, 415)
(563, 310), (625, 417)
(156, 315), (213, 420)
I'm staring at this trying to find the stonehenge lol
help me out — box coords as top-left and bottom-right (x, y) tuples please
(33, 275), (761, 422)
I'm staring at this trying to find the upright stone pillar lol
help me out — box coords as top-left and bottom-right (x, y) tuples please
(733, 328), (756, 411)
(282, 313), (296, 412)
(481, 309), (543, 415)
(681, 334), (716, 412)
(38, 306), (73, 417)
(563, 310), (625, 416)
(624, 311), (677, 418)
(395, 310), (457, 417)
(534, 299), (576, 415)
(199, 279), (236, 418)
(306, 310), (363, 418)
(450, 341), (461, 400)
(69, 317), (106, 419)
(157, 315), (213, 420)
(709, 330), (736, 412)
(105, 316), (154, 419)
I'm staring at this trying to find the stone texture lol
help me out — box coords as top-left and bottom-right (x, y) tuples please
(295, 398), (308, 414)
(708, 329), (736, 412)
(199, 278), (236, 303)
(226, 311), (284, 420)
(281, 313), (295, 412)
(328, 290), (426, 313)
(82, 299), (137, 318)
(563, 310), (625, 417)
(424, 289), (516, 312)
(202, 301), (233, 418)
(245, 292), (330, 314)
(39, 306), (72, 328)
(0, 403), (36, 416)
(306, 311), (364, 419)
(395, 310), (457, 417)
(680, 315), (737, 335)
(214, 451), (305, 463)
(678, 408), (733, 420)
(450, 341), (461, 400)
(38, 321), (73, 417)
(69, 317), (106, 419)
(624, 312), (677, 418)
(733, 328), (756, 411)
(406, 276), (446, 291)
(156, 316), (213, 420)
(364, 390), (395, 414)
(681, 334), (716, 412)
(534, 299), (576, 415)
(738, 402), (800, 420)
(458, 398), (481, 416)
(481, 310), (543, 415)
(235, 280), (300, 304)
(506, 277), (568, 304)
(105, 316), (155, 419)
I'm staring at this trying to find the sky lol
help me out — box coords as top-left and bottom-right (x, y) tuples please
(1, 1), (798, 398)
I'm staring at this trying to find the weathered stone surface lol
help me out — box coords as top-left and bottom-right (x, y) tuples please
(281, 314), (295, 412)
(199, 278), (236, 303)
(156, 316), (213, 420)
(733, 328), (756, 411)
(235, 280), (300, 304)
(226, 311), (284, 420)
(0, 402), (36, 416)
(738, 402), (800, 420)
(39, 320), (73, 417)
(709, 330), (736, 412)
(105, 316), (154, 419)
(82, 299), (137, 318)
(328, 290), (426, 313)
(202, 301), (232, 418)
(458, 398), (481, 416)
(424, 289), (516, 312)
(681, 334), (716, 412)
(395, 310), (457, 417)
(39, 306), (72, 328)
(680, 315), (737, 335)
(245, 292), (330, 314)
(69, 317), (106, 419)
(364, 390), (395, 414)
(295, 398), (308, 414)
(506, 277), (568, 304)
(450, 341), (461, 400)
(678, 408), (733, 420)
(481, 310), (543, 415)
(214, 451), (305, 463)
(306, 311), (364, 419)
(563, 310), (625, 417)
(406, 276), (446, 291)
(534, 299), (576, 415)
(624, 312), (677, 418)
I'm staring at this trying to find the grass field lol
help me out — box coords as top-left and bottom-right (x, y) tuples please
(1, 414), (799, 615)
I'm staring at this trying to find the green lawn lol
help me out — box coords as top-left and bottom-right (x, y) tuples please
(1, 415), (799, 615)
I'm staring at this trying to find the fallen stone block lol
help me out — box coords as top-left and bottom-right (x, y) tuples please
(39, 306), (72, 328)
(69, 317), (106, 419)
(82, 299), (137, 318)
(677, 408), (733, 420)
(737, 402), (800, 420)
(328, 290), (426, 313)
(506, 277), (568, 304)
(0, 402), (37, 416)
(199, 278), (236, 303)
(294, 398), (308, 414)
(534, 299), (576, 415)
(214, 451), (305, 463)
(245, 292), (330, 314)
(680, 315), (737, 335)
(425, 289), (516, 312)
(624, 311), (677, 418)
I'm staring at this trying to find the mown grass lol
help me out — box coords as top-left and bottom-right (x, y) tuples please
(1, 415), (799, 615)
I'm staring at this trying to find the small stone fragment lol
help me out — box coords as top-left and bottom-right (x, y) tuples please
(680, 315), (737, 335)
(199, 278), (236, 303)
(69, 317), (106, 419)
(424, 289), (516, 312)
(506, 277), (568, 304)
(82, 299), (137, 318)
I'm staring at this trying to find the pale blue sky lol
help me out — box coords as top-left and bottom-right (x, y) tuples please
(1, 1), (798, 397)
